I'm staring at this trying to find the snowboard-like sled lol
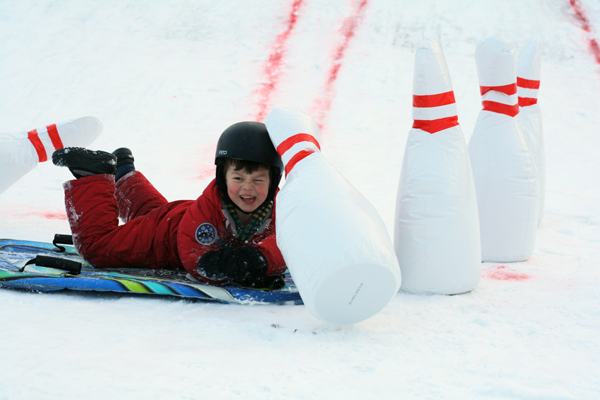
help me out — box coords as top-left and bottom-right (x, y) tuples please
(0, 236), (302, 305)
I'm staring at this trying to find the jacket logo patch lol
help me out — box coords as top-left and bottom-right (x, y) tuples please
(195, 223), (217, 246)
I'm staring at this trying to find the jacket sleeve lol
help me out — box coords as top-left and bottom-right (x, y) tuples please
(176, 194), (224, 282)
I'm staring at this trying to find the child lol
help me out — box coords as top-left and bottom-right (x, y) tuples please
(52, 121), (287, 290)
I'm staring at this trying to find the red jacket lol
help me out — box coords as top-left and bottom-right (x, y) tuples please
(63, 171), (286, 283)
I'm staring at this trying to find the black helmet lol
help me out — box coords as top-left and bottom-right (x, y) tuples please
(215, 121), (283, 203)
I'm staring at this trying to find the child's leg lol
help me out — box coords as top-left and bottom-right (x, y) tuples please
(64, 174), (181, 269)
(114, 171), (168, 223)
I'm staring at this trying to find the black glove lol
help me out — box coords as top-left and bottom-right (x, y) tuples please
(197, 244), (285, 290)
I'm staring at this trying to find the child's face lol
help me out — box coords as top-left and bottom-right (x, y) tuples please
(225, 165), (271, 213)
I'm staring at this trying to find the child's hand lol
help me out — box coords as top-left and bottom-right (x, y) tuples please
(215, 239), (232, 251)
(196, 245), (284, 290)
(235, 271), (285, 291)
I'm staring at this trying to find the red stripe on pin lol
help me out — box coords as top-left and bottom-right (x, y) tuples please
(517, 77), (540, 89)
(412, 91), (456, 108)
(482, 101), (519, 117)
(412, 116), (459, 134)
(277, 133), (321, 157)
(518, 97), (538, 107)
(27, 129), (47, 162)
(285, 150), (315, 176)
(46, 124), (64, 150)
(480, 83), (517, 96)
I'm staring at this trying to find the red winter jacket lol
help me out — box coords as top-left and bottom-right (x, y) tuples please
(63, 171), (286, 283)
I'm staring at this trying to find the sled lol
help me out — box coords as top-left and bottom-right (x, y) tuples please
(0, 236), (302, 305)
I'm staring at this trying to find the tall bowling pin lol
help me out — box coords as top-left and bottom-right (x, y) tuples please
(0, 117), (103, 195)
(265, 107), (401, 325)
(394, 39), (481, 295)
(468, 36), (539, 262)
(517, 39), (545, 225)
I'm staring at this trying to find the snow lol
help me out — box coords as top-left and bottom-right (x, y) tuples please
(1, 0), (599, 398)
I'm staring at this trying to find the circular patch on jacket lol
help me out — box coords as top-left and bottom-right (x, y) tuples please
(195, 223), (217, 246)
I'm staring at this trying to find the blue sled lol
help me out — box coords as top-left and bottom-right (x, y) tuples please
(0, 239), (302, 305)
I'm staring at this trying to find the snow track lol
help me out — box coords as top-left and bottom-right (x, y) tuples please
(254, 0), (305, 122)
(569, 0), (600, 65)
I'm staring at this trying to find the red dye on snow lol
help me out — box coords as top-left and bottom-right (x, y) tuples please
(23, 211), (68, 220)
(195, 165), (216, 180)
(327, 0), (368, 85)
(569, 0), (600, 65)
(254, 0), (304, 122)
(191, 139), (220, 180)
(482, 265), (531, 281)
(312, 0), (368, 130)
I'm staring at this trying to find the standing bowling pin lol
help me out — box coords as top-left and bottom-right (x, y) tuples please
(394, 39), (481, 295)
(468, 36), (539, 262)
(517, 39), (546, 225)
(0, 117), (103, 195)
(265, 107), (401, 325)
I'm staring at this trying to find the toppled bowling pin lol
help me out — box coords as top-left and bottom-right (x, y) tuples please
(394, 39), (481, 295)
(517, 39), (545, 225)
(468, 36), (539, 262)
(265, 107), (401, 325)
(0, 117), (103, 195)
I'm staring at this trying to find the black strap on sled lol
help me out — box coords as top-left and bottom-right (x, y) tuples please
(52, 234), (74, 253)
(21, 255), (82, 275)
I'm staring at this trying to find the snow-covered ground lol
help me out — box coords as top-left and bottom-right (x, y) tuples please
(1, 0), (599, 398)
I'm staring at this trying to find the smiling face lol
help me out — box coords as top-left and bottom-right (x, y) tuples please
(225, 163), (271, 214)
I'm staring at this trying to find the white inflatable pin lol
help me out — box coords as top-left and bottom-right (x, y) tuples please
(517, 39), (545, 225)
(0, 117), (103, 194)
(468, 36), (539, 262)
(394, 39), (481, 294)
(265, 107), (401, 325)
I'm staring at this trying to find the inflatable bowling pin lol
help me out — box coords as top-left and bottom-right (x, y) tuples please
(517, 39), (545, 225)
(468, 36), (539, 262)
(265, 107), (401, 325)
(394, 39), (481, 295)
(0, 117), (103, 195)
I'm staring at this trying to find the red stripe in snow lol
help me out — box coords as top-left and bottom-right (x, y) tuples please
(312, 0), (368, 130)
(327, 0), (368, 86)
(569, 0), (600, 65)
(254, 0), (304, 122)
